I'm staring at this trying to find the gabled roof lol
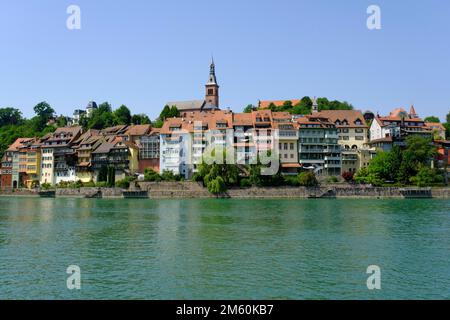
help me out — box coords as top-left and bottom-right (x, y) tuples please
(259, 99), (301, 109)
(166, 100), (206, 111)
(7, 138), (35, 152)
(125, 124), (152, 136)
(316, 110), (367, 128)
(232, 113), (253, 126)
(101, 125), (129, 135)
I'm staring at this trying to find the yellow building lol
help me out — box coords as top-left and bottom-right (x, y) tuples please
(25, 142), (41, 188)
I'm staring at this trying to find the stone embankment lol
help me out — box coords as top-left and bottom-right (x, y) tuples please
(1, 183), (449, 199)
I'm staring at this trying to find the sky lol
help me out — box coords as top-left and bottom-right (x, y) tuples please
(0, 0), (449, 122)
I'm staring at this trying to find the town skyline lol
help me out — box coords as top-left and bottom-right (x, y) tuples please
(1, 1), (449, 122)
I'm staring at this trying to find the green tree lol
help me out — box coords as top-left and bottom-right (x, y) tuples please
(131, 114), (151, 125)
(88, 102), (116, 129)
(170, 106), (180, 118)
(243, 104), (254, 113)
(424, 116), (440, 123)
(33, 101), (55, 131)
(98, 166), (108, 182)
(160, 105), (171, 120)
(33, 101), (55, 121)
(114, 105), (132, 125)
(207, 176), (227, 195)
(410, 165), (436, 187)
(0, 108), (23, 126)
(56, 115), (68, 127)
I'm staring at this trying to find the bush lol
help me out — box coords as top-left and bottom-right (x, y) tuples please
(144, 168), (162, 182)
(410, 165), (439, 187)
(239, 178), (252, 188)
(342, 171), (354, 183)
(74, 180), (84, 189)
(160, 170), (176, 181)
(95, 181), (108, 188)
(116, 179), (130, 189)
(326, 176), (339, 183)
(284, 175), (300, 187)
(56, 181), (69, 189)
(41, 183), (52, 190)
(84, 180), (96, 187)
(298, 171), (318, 187)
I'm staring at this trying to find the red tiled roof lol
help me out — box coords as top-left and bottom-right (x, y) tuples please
(259, 100), (301, 109)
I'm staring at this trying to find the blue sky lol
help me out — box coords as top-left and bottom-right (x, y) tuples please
(0, 0), (449, 121)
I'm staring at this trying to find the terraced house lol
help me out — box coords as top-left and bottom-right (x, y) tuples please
(159, 109), (343, 178)
(40, 127), (82, 185)
(91, 137), (139, 182)
(317, 110), (376, 174)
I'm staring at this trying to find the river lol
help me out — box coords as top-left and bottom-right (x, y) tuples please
(0, 197), (449, 299)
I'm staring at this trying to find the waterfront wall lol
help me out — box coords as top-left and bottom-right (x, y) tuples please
(1, 183), (449, 199)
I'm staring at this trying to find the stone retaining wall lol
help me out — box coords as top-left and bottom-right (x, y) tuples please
(1, 184), (449, 199)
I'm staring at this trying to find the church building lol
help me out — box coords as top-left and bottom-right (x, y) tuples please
(165, 59), (221, 113)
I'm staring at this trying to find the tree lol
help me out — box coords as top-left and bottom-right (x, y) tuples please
(114, 105), (132, 125)
(424, 116), (440, 123)
(56, 115), (68, 127)
(410, 165), (436, 187)
(291, 97), (313, 115)
(88, 102), (116, 129)
(207, 176), (226, 195)
(160, 105), (171, 120)
(446, 110), (450, 124)
(97, 102), (112, 113)
(107, 166), (116, 187)
(131, 114), (151, 125)
(33, 101), (55, 121)
(33, 101), (55, 131)
(98, 166), (108, 182)
(243, 105), (254, 113)
(170, 106), (180, 118)
(0, 108), (23, 126)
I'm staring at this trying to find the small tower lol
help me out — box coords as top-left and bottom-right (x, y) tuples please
(205, 57), (219, 108)
(409, 104), (418, 118)
(312, 97), (319, 114)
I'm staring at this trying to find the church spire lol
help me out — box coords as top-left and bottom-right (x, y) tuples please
(205, 58), (220, 109)
(207, 56), (217, 85)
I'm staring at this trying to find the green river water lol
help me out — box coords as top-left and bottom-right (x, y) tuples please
(0, 197), (449, 299)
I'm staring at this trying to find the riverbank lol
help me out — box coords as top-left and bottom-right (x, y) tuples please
(1, 182), (450, 199)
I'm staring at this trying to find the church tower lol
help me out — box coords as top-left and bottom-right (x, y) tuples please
(205, 58), (220, 108)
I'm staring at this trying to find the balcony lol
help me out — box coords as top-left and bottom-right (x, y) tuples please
(299, 148), (324, 153)
(325, 133), (339, 139)
(324, 156), (341, 161)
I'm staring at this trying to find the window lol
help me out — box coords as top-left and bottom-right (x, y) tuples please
(208, 89), (214, 95)
(290, 143), (294, 150)
(140, 136), (160, 159)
